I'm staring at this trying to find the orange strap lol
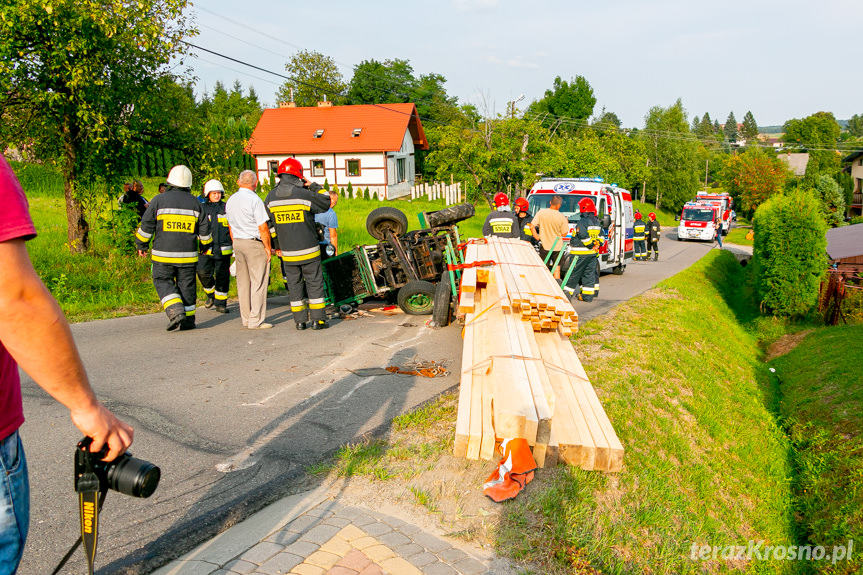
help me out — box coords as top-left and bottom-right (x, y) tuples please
(447, 259), (496, 271)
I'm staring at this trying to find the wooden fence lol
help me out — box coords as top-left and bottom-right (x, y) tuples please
(410, 182), (462, 205)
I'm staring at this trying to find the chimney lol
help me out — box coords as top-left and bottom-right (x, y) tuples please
(279, 101), (297, 108)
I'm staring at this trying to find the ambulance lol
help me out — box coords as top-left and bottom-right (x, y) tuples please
(694, 191), (734, 235)
(526, 177), (634, 275)
(676, 201), (720, 242)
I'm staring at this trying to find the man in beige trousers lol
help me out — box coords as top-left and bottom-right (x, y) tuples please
(225, 171), (273, 329)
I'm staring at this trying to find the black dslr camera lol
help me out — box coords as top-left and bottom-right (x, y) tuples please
(74, 436), (160, 498)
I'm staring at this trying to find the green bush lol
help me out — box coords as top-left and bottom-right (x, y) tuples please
(752, 189), (827, 317)
(346, 181), (353, 198)
(99, 204), (141, 255)
(363, 187), (370, 200)
(814, 174), (845, 227)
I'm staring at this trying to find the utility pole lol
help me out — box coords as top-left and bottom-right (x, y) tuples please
(704, 158), (709, 190)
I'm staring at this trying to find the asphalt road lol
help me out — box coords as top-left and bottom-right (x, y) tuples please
(17, 228), (721, 575)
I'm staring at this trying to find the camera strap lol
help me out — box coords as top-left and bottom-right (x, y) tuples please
(51, 462), (107, 575)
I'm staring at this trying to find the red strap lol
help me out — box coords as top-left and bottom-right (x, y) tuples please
(447, 259), (496, 271)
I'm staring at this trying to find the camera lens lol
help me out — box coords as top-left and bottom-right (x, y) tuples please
(105, 454), (161, 498)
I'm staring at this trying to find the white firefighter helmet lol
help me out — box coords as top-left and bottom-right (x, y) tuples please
(204, 179), (224, 197)
(166, 165), (192, 189)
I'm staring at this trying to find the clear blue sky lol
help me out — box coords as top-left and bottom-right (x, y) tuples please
(188, 0), (862, 129)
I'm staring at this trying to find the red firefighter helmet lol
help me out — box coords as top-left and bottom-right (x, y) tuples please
(578, 197), (597, 215)
(278, 158), (303, 178)
(493, 192), (510, 208)
(648, 212), (656, 220)
(514, 197), (529, 213)
(634, 212), (642, 220)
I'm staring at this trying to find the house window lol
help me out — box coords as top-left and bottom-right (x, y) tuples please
(313, 129), (325, 138)
(268, 161), (279, 176)
(396, 158), (406, 183)
(351, 128), (362, 137)
(346, 159), (360, 177)
(311, 160), (325, 177)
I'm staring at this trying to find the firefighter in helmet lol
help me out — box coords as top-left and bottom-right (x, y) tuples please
(563, 197), (604, 302)
(482, 192), (520, 238)
(645, 212), (661, 261)
(513, 197), (536, 245)
(633, 211), (647, 261)
(264, 158), (332, 330)
(197, 179), (232, 313)
(135, 165), (212, 331)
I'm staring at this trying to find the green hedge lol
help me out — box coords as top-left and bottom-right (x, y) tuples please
(752, 190), (827, 317)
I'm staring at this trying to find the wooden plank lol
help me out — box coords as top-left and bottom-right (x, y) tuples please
(453, 295), (476, 458)
(460, 243), (478, 293)
(465, 294), (484, 460)
(478, 287), (497, 460)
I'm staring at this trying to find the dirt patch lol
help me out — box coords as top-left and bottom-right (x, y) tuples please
(765, 329), (814, 361)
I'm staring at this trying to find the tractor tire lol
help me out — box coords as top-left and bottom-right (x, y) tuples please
(432, 272), (454, 327)
(423, 203), (476, 227)
(397, 280), (436, 315)
(612, 264), (625, 275)
(366, 207), (408, 240)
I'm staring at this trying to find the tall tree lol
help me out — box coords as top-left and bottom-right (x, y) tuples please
(848, 113), (863, 138)
(718, 147), (790, 216)
(813, 174), (845, 227)
(642, 99), (700, 210)
(724, 111), (738, 142)
(276, 50), (346, 107)
(346, 59), (415, 105)
(527, 75), (596, 132)
(0, 0), (193, 252)
(741, 111), (759, 141)
(696, 113), (715, 137)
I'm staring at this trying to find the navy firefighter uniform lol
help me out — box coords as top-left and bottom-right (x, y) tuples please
(264, 158), (332, 330)
(563, 197), (605, 303)
(197, 179), (233, 313)
(633, 212), (647, 261)
(482, 193), (520, 238)
(135, 165), (212, 331)
(646, 212), (661, 261)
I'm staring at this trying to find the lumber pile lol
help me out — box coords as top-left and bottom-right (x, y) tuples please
(453, 237), (624, 472)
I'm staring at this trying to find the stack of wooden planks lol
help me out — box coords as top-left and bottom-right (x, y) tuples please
(452, 237), (624, 472)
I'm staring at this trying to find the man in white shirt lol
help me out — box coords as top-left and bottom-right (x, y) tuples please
(225, 171), (273, 329)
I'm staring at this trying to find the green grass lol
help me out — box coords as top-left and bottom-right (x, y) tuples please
(772, 325), (863, 573)
(496, 250), (803, 574)
(726, 226), (754, 246)
(633, 200), (678, 228)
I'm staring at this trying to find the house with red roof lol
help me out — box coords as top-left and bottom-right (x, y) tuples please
(246, 101), (429, 200)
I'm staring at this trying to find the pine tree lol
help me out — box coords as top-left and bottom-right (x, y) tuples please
(692, 115), (700, 132)
(741, 111), (759, 141)
(698, 112), (714, 137)
(713, 119), (720, 134)
(346, 181), (354, 198)
(724, 112), (738, 142)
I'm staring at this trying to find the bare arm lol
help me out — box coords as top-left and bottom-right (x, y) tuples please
(329, 228), (338, 254)
(258, 222), (272, 256)
(0, 239), (133, 460)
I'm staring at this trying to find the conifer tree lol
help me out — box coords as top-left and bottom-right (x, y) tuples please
(741, 111), (759, 141)
(724, 112), (738, 142)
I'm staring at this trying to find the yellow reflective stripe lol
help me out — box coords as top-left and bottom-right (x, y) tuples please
(215, 293), (228, 301)
(203, 286), (215, 294)
(281, 253), (320, 263)
(291, 305), (306, 312)
(309, 302), (326, 310)
(162, 298), (182, 309)
(185, 309), (196, 316)
(135, 231), (150, 242)
(152, 255), (198, 264)
(582, 287), (595, 294)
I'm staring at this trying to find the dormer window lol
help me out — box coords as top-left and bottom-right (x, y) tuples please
(313, 129), (325, 138)
(351, 128), (362, 137)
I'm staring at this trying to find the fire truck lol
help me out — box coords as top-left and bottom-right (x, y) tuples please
(526, 178), (634, 275)
(694, 191), (733, 235)
(676, 201), (720, 242)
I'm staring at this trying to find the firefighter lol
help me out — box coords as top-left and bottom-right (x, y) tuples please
(633, 212), (647, 261)
(563, 197), (604, 302)
(136, 165), (212, 331)
(265, 158), (332, 330)
(197, 179), (232, 313)
(482, 193), (520, 238)
(514, 197), (536, 245)
(646, 212), (661, 261)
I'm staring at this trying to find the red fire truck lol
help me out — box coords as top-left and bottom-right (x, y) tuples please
(694, 191), (733, 235)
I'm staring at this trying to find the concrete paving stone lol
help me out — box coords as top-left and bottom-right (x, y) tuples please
(322, 516), (351, 529)
(304, 506), (335, 519)
(395, 524), (422, 537)
(378, 531), (411, 548)
(420, 563), (457, 575)
(451, 558), (488, 575)
(284, 514), (322, 533)
(376, 515), (406, 529)
(337, 525), (367, 542)
(222, 559), (259, 574)
(336, 549), (372, 572)
(301, 524), (342, 545)
(304, 550), (341, 570)
(437, 548), (468, 564)
(393, 543), (424, 558)
(266, 530), (302, 546)
(357, 565), (383, 575)
(150, 560), (218, 575)
(411, 533), (452, 554)
(283, 540), (321, 557)
(364, 544), (396, 562)
(351, 536), (378, 551)
(239, 542), (285, 565)
(289, 565), (326, 575)
(379, 557), (423, 575)
(319, 534), (353, 556)
(255, 552), (304, 575)
(334, 508), (376, 526)
(407, 552), (437, 568)
(361, 522), (393, 537)
(325, 567), (358, 575)
(209, 570), (234, 575)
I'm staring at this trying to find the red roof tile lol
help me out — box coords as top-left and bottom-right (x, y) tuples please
(246, 103), (429, 155)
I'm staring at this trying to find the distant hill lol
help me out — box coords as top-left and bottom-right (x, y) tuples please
(760, 120), (849, 134)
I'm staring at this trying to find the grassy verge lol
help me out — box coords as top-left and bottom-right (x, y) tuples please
(633, 200), (678, 228)
(496, 250), (802, 574)
(726, 226), (753, 246)
(772, 325), (863, 574)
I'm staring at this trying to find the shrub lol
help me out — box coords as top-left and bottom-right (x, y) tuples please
(99, 204), (141, 256)
(332, 184), (340, 197)
(323, 179), (330, 191)
(346, 181), (353, 198)
(363, 187), (370, 200)
(752, 189), (827, 317)
(373, 191), (378, 201)
(814, 174), (845, 227)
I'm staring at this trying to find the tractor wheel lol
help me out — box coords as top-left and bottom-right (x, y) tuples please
(423, 203), (476, 227)
(397, 280), (436, 315)
(432, 272), (454, 327)
(366, 207), (408, 240)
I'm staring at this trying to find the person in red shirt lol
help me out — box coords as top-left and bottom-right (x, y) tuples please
(0, 156), (133, 573)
